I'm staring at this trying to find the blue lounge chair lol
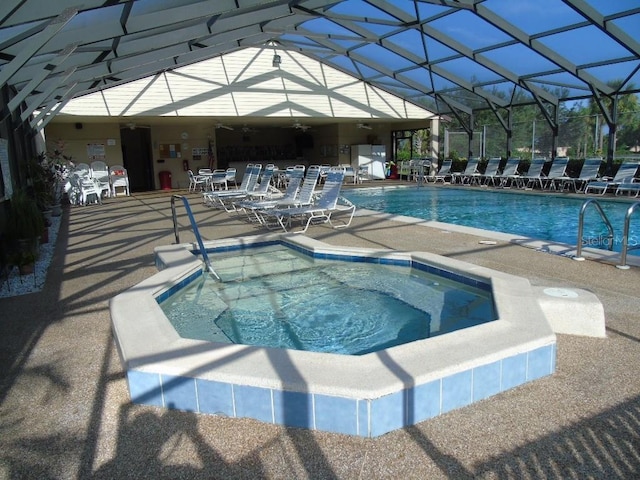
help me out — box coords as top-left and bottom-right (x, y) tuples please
(476, 158), (501, 186)
(567, 158), (603, 192)
(453, 157), (480, 185)
(615, 182), (640, 197)
(433, 159), (453, 183)
(262, 170), (356, 233)
(494, 158), (522, 188)
(542, 157), (570, 190)
(584, 161), (639, 195)
(520, 158), (548, 190)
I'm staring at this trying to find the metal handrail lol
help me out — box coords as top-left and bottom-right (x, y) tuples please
(575, 198), (614, 260)
(170, 195), (219, 280)
(618, 201), (640, 270)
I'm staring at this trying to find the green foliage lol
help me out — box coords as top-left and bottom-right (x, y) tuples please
(6, 189), (45, 241)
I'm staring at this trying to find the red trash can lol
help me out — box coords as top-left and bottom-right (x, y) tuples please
(159, 170), (172, 190)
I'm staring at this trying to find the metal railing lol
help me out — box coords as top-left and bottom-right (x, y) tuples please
(576, 198), (640, 269)
(618, 202), (640, 270)
(170, 194), (219, 280)
(575, 199), (614, 260)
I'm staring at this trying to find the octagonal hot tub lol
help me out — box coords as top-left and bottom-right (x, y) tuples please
(110, 234), (556, 437)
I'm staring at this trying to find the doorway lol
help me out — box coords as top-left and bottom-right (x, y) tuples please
(120, 127), (153, 192)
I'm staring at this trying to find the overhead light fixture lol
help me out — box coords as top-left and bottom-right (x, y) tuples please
(272, 54), (281, 68)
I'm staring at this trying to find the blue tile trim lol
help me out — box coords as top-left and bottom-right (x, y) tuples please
(472, 361), (502, 401)
(527, 344), (555, 380)
(357, 400), (369, 437)
(501, 353), (528, 390)
(155, 269), (203, 304)
(370, 390), (406, 437)
(233, 385), (273, 423)
(442, 370), (472, 413)
(196, 379), (234, 416)
(410, 380), (441, 423)
(128, 370), (163, 407)
(129, 342), (555, 436)
(315, 394), (358, 436)
(161, 374), (198, 412)
(273, 390), (314, 429)
(204, 240), (278, 255)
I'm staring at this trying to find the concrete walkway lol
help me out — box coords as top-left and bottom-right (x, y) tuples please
(1, 188), (639, 479)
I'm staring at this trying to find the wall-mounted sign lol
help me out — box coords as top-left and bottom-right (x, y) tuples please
(159, 143), (181, 158)
(87, 143), (106, 160)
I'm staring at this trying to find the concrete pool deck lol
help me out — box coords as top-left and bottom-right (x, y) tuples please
(1, 185), (639, 478)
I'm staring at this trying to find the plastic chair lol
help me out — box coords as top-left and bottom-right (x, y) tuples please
(109, 165), (130, 196)
(187, 170), (207, 192)
(90, 160), (111, 198)
(209, 169), (228, 191)
(225, 168), (237, 188)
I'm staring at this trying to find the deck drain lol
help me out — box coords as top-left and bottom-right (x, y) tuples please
(543, 287), (579, 298)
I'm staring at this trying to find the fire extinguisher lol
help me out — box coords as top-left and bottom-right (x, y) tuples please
(183, 159), (189, 171)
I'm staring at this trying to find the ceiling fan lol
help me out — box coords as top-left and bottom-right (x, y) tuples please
(215, 122), (234, 131)
(288, 120), (312, 131)
(357, 123), (372, 130)
(241, 124), (258, 133)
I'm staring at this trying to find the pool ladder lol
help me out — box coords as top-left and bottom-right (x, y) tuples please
(170, 195), (220, 280)
(576, 198), (640, 269)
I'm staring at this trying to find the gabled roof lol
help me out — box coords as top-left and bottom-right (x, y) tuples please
(58, 46), (437, 123)
(1, 0), (639, 128)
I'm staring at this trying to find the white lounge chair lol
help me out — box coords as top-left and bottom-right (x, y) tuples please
(494, 158), (522, 188)
(261, 169), (356, 233)
(584, 161), (639, 195)
(615, 182), (640, 197)
(234, 167), (308, 223)
(433, 159), (453, 183)
(203, 164), (261, 207)
(520, 158), (548, 190)
(541, 157), (570, 190)
(207, 165), (278, 212)
(455, 157), (480, 185)
(568, 158), (603, 192)
(478, 158), (502, 186)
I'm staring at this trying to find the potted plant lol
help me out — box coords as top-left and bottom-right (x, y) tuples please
(6, 189), (44, 273)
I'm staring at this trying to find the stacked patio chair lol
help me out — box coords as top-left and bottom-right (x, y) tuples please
(90, 160), (111, 198)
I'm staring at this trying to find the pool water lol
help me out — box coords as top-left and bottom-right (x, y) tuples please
(160, 245), (496, 355)
(343, 187), (640, 255)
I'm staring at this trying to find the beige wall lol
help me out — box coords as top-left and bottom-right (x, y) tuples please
(44, 123), (124, 167)
(45, 118), (436, 189)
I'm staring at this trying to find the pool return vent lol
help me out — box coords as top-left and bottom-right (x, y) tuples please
(170, 195), (220, 280)
(576, 199), (640, 269)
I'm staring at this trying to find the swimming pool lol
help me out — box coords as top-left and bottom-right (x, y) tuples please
(343, 187), (640, 255)
(159, 245), (496, 355)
